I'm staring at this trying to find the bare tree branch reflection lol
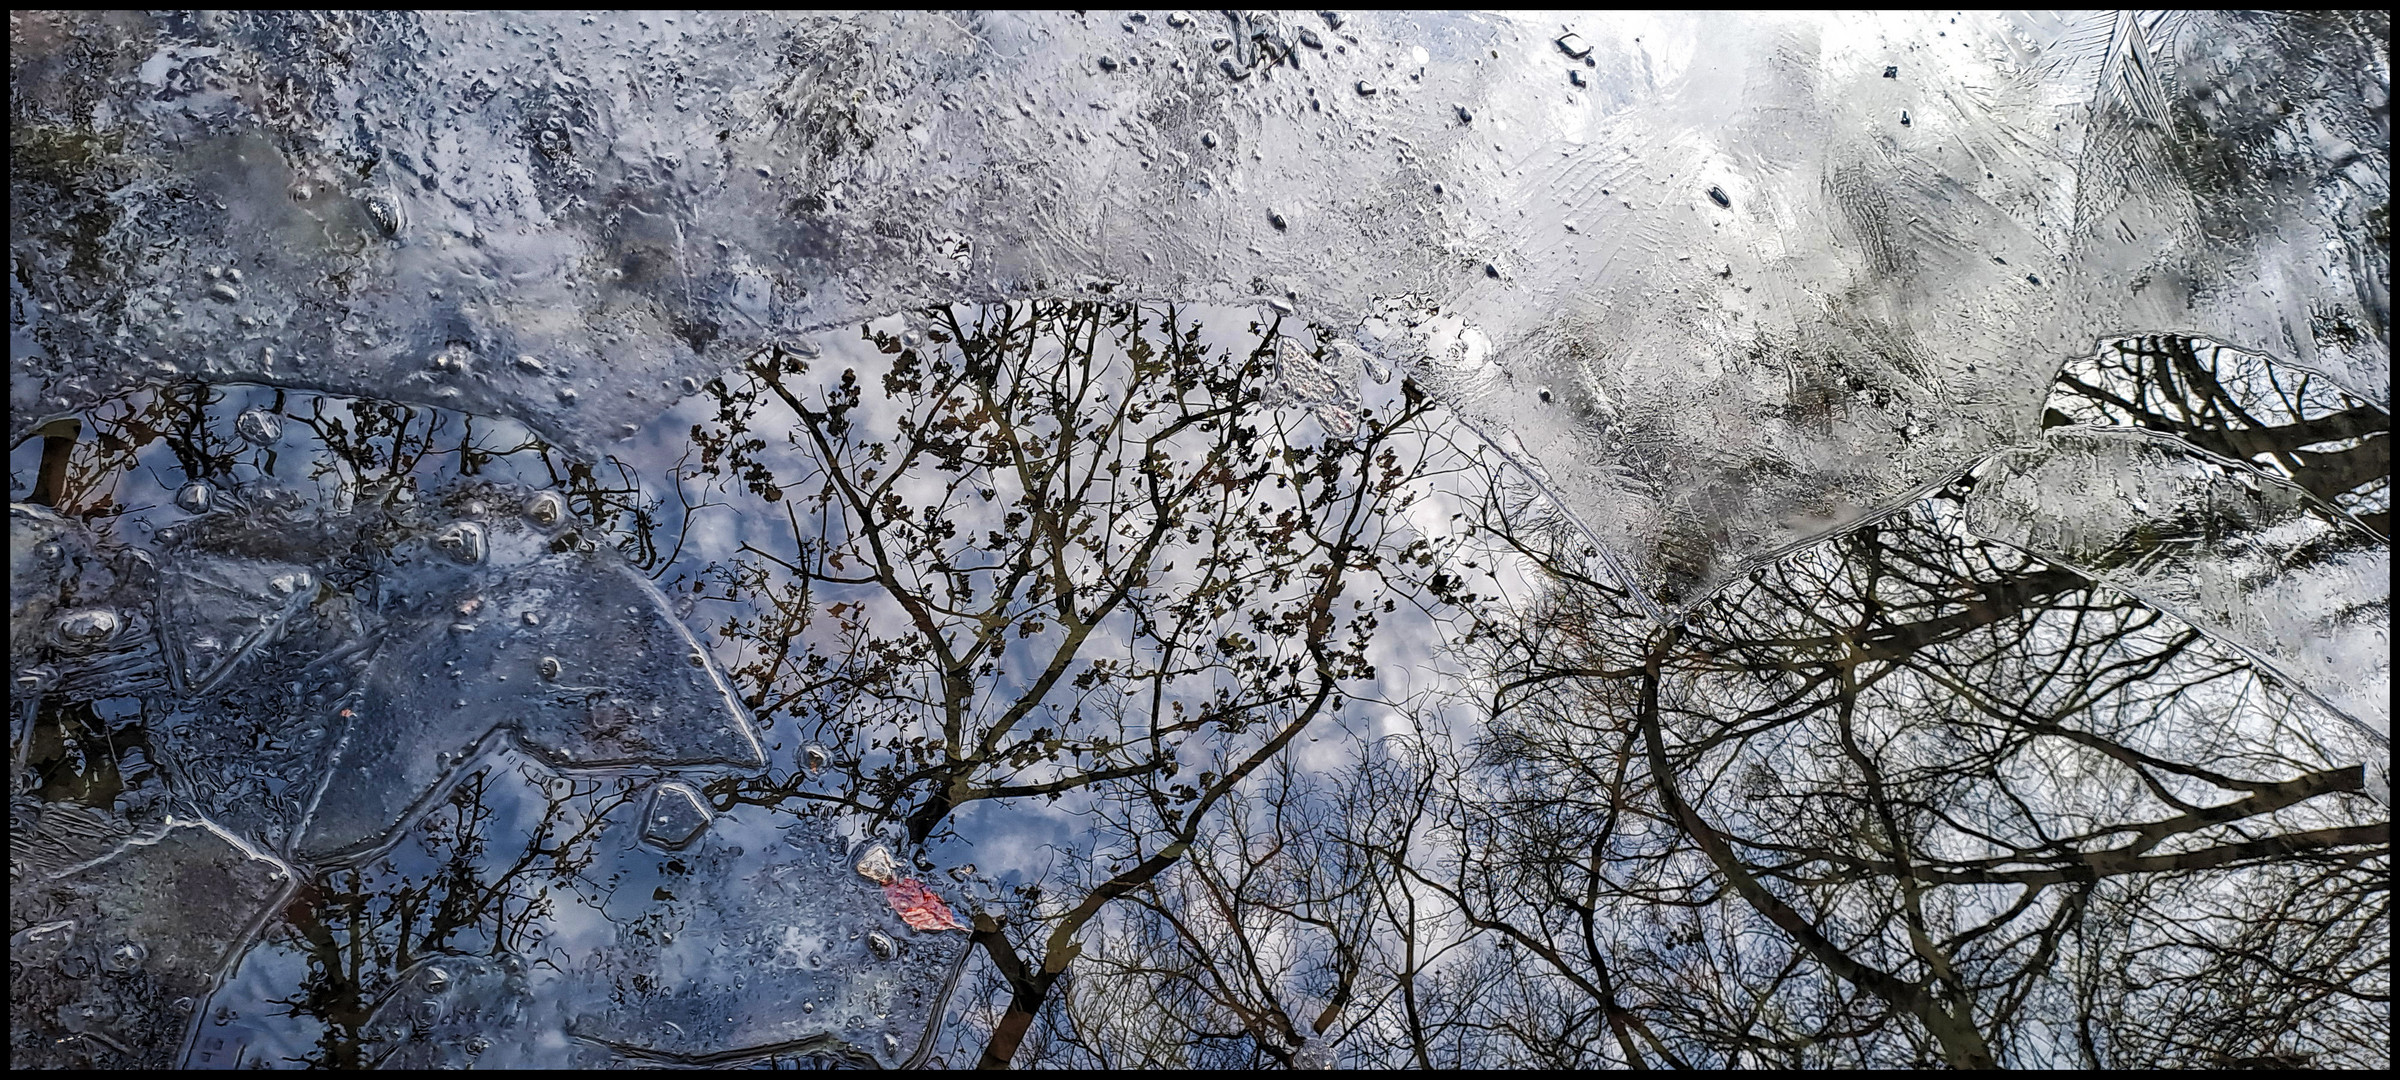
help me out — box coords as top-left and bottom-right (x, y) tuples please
(2048, 335), (2390, 535)
(676, 301), (1482, 1066)
(1467, 485), (2387, 1068)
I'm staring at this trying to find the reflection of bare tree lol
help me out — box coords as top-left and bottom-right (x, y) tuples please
(17, 379), (660, 562)
(2048, 335), (2390, 534)
(1011, 749), (1435, 1069)
(25, 382), (225, 515)
(1466, 487), (2388, 1068)
(272, 767), (631, 1068)
(680, 301), (1478, 1066)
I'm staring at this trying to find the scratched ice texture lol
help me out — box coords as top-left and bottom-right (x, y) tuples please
(8, 8), (2388, 1069)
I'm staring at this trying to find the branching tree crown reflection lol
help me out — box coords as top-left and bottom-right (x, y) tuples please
(678, 301), (1484, 1066)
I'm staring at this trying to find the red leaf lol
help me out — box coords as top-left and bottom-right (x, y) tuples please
(883, 877), (966, 932)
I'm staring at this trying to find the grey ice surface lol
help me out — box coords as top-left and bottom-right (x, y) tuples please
(10, 383), (961, 1069)
(11, 9), (2387, 606)
(192, 749), (963, 1070)
(11, 806), (293, 1069)
(301, 483), (765, 859)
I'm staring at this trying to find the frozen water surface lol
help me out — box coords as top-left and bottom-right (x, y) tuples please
(11, 9), (2385, 602)
(10, 8), (2387, 1071)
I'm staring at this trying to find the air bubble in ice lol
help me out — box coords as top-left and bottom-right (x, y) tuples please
(537, 656), (562, 680)
(643, 782), (705, 849)
(175, 481), (215, 514)
(1200, 130), (1219, 149)
(1556, 33), (1591, 59)
(804, 745), (829, 772)
(1268, 210), (1289, 230)
(234, 408), (283, 445)
(431, 346), (471, 376)
(1096, 55), (1118, 72)
(433, 521), (487, 565)
(1355, 79), (1377, 96)
(523, 490), (568, 530)
(867, 930), (898, 960)
(1707, 186), (1732, 208)
(105, 941), (148, 973)
(1298, 28), (1323, 49)
(424, 967), (450, 992)
(1883, 65), (1899, 78)
(208, 282), (240, 303)
(56, 608), (121, 645)
(360, 190), (402, 236)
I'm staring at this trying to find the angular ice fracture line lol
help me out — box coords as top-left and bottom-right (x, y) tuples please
(1436, 400), (1667, 623)
(1968, 425), (2391, 749)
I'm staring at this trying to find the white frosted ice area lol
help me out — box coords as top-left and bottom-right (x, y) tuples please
(12, 10), (2387, 607)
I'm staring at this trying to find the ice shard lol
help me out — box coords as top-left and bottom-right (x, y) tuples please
(1967, 426), (2390, 742)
